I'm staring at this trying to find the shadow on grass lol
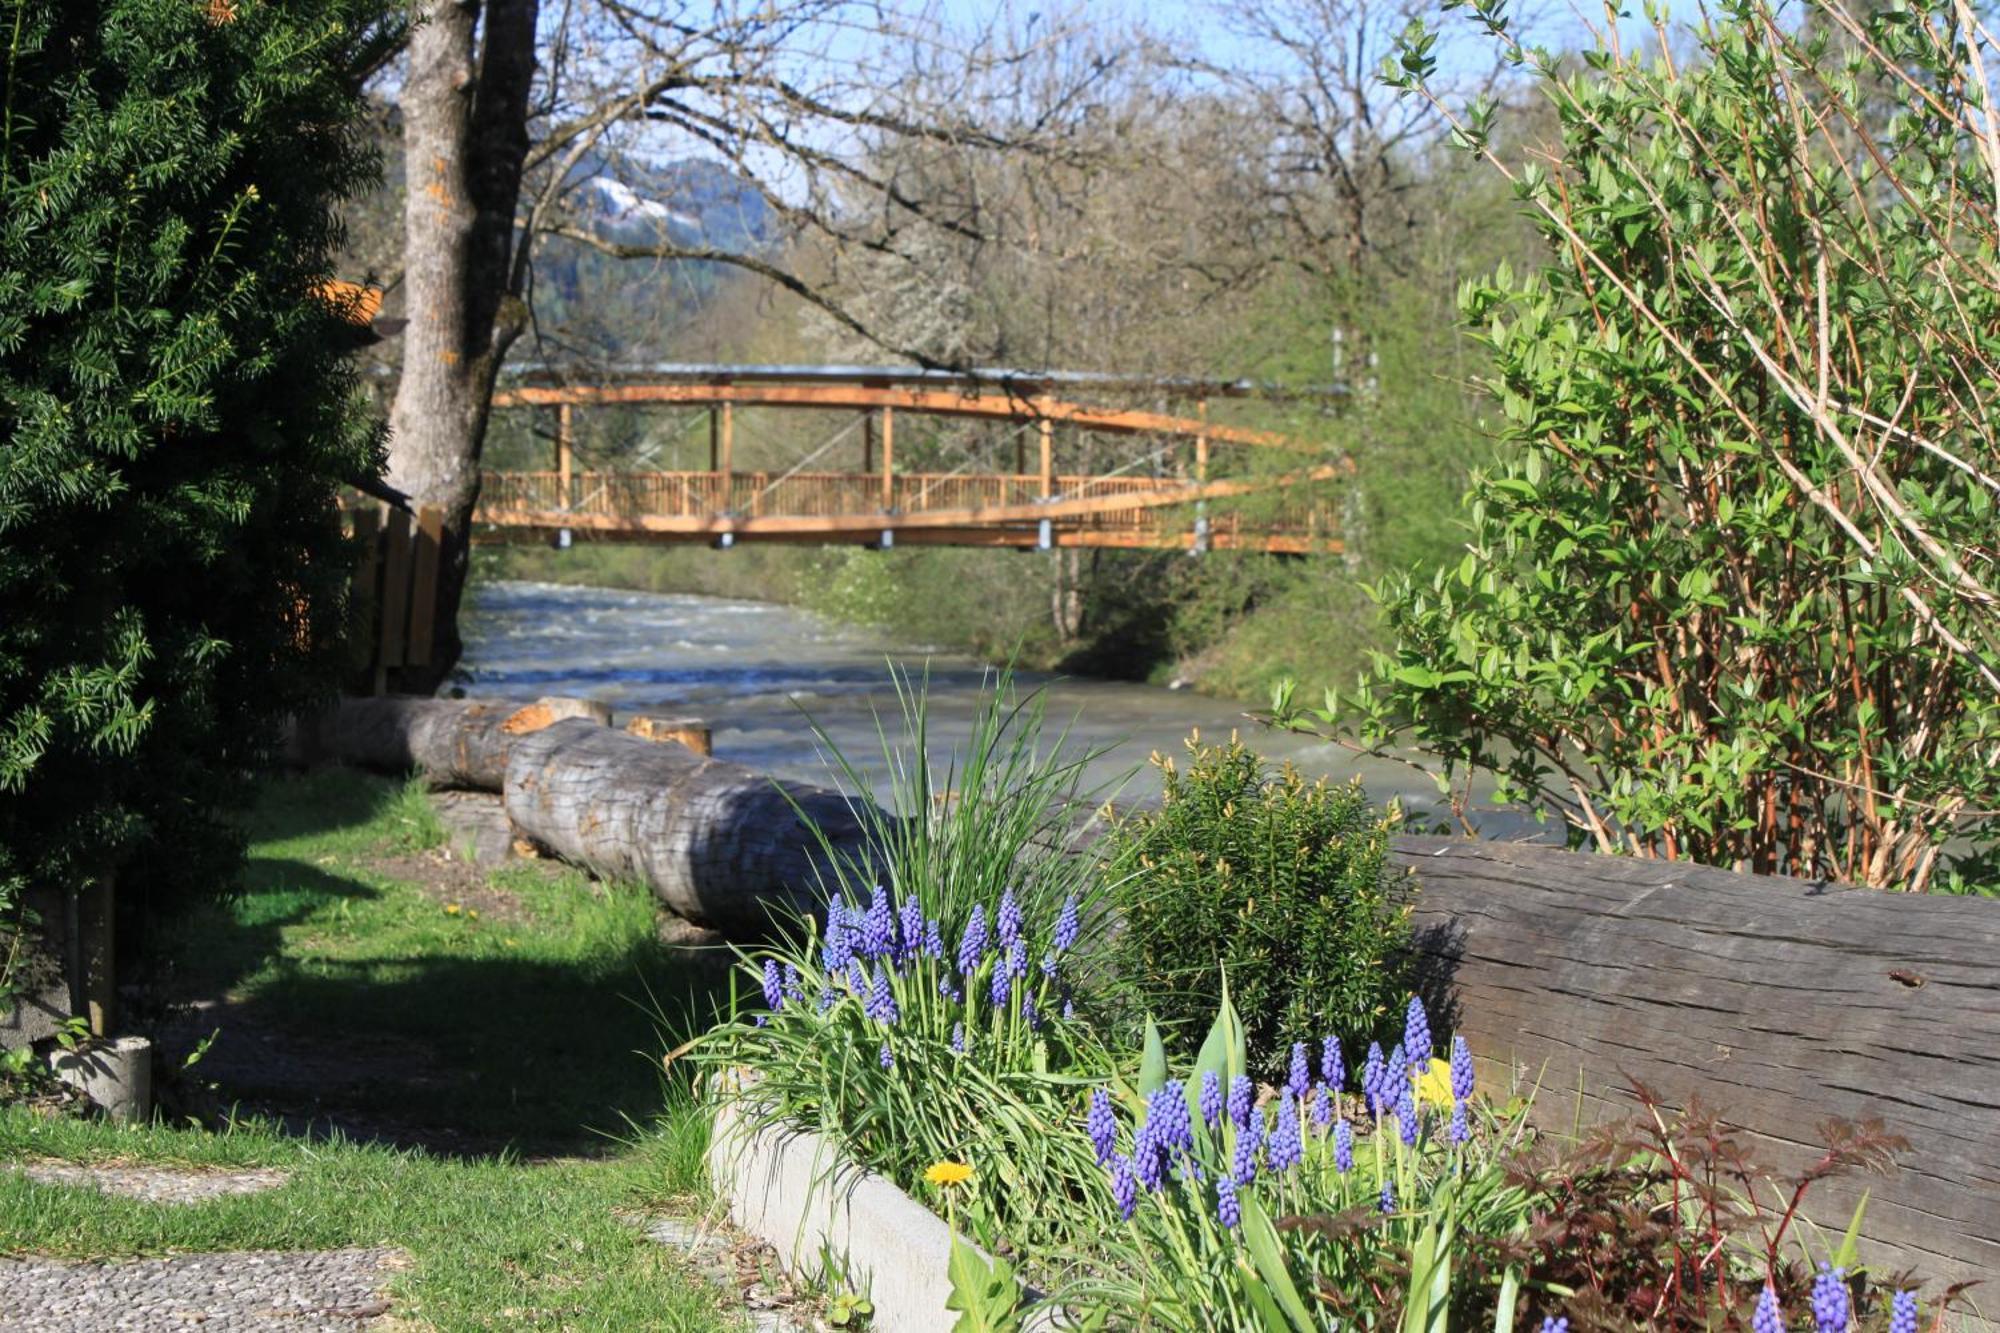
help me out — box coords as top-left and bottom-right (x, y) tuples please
(139, 772), (739, 1160)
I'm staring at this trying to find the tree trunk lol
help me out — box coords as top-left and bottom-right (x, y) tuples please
(386, 0), (539, 692)
(1391, 836), (2000, 1286)
(504, 720), (872, 936)
(302, 695), (610, 789)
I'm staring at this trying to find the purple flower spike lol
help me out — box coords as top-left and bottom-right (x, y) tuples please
(1361, 1043), (1385, 1114)
(879, 1042), (894, 1069)
(1539, 1321), (1568, 1333)
(1812, 1264), (1850, 1333)
(990, 964), (1012, 1009)
(1268, 1095), (1303, 1171)
(823, 913), (853, 972)
(1087, 1088), (1117, 1164)
(1215, 1175), (1240, 1230)
(753, 1014), (768, 1028)
(817, 987), (836, 1013)
(1040, 952), (1058, 979)
(1378, 1178), (1395, 1214)
(951, 1022), (966, 1054)
(1199, 1071), (1223, 1127)
(1230, 1114), (1262, 1185)
(1406, 995), (1433, 1061)
(782, 964), (803, 1004)
(1227, 1074), (1254, 1127)
(1022, 995), (1040, 1029)
(899, 896), (924, 962)
(1321, 1036), (1343, 1089)
(1449, 1101), (1470, 1145)
(924, 917), (945, 960)
(862, 885), (894, 958)
(1450, 1035), (1475, 1104)
(957, 905), (988, 976)
(1150, 1082), (1193, 1152)
(761, 959), (784, 1011)
(1397, 1091), (1420, 1147)
(1753, 1285), (1784, 1333)
(1311, 1083), (1334, 1130)
(1383, 1044), (1408, 1117)
(1007, 937), (1027, 980)
(1333, 1119), (1353, 1173)
(997, 887), (1022, 949)
(1287, 1042), (1311, 1099)
(866, 965), (900, 1025)
(1110, 1154), (1138, 1219)
(1053, 895), (1080, 954)
(1889, 1291), (1919, 1333)
(1132, 1121), (1167, 1192)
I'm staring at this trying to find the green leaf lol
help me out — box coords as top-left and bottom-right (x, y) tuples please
(1238, 1194), (1316, 1331)
(946, 1231), (1021, 1333)
(1138, 1016), (1168, 1097)
(1832, 1189), (1869, 1271)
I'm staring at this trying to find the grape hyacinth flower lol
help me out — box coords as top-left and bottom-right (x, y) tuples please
(956, 905), (988, 976)
(1396, 1087), (1420, 1147)
(1812, 1264), (1851, 1333)
(1268, 1095), (1304, 1171)
(1539, 1321), (1568, 1333)
(862, 886), (894, 958)
(879, 1042), (894, 1069)
(1287, 1042), (1311, 1099)
(899, 896), (924, 963)
(1361, 1043), (1385, 1114)
(1312, 1083), (1334, 1130)
(761, 959), (784, 1011)
(1450, 1035), (1475, 1104)
(1321, 1036), (1343, 1090)
(1022, 995), (1039, 1030)
(1380, 1044), (1408, 1118)
(823, 913), (853, 972)
(783, 963), (803, 1005)
(1132, 1120), (1167, 1192)
(997, 887), (1022, 949)
(1040, 952), (1058, 979)
(1199, 1071), (1223, 1127)
(1227, 1074), (1254, 1127)
(1062, 1000), (1076, 1022)
(1007, 937), (1027, 980)
(1087, 1088), (1117, 1164)
(1110, 1154), (1138, 1220)
(924, 917), (945, 960)
(1378, 1179), (1395, 1214)
(753, 1014), (768, 1028)
(1215, 1175), (1240, 1230)
(1889, 1291), (1919, 1333)
(951, 1022), (966, 1055)
(817, 987), (837, 1013)
(990, 964), (1012, 1009)
(1333, 1119), (1353, 1173)
(866, 965), (900, 1025)
(1150, 1082), (1193, 1152)
(1753, 1286), (1784, 1333)
(1449, 1101), (1470, 1146)
(1053, 894), (1080, 954)
(1406, 995), (1433, 1061)
(1230, 1115), (1262, 1185)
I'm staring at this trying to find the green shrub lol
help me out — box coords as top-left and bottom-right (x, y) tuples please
(1104, 737), (1413, 1075)
(0, 0), (393, 956)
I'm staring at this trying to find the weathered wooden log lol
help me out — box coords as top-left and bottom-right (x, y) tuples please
(505, 719), (872, 936)
(307, 695), (611, 789)
(1392, 836), (1999, 1286)
(624, 713), (714, 757)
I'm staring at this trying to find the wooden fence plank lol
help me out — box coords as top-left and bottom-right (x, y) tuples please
(406, 506), (444, 667)
(377, 507), (414, 673)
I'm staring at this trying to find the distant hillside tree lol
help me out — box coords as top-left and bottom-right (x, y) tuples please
(0, 0), (396, 944)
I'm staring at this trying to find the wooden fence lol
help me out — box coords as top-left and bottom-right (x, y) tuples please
(347, 503), (446, 695)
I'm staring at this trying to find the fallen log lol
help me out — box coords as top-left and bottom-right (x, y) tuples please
(505, 719), (871, 936)
(1393, 836), (2000, 1287)
(303, 695), (612, 790)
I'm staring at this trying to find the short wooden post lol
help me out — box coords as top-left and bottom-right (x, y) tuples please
(406, 506), (444, 668)
(556, 403), (574, 510)
(77, 874), (114, 1038)
(1037, 408), (1054, 499)
(879, 405), (895, 510)
(625, 715), (713, 757)
(375, 506), (414, 695)
(862, 411), (875, 474)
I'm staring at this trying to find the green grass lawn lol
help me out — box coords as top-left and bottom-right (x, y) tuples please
(0, 769), (747, 1331)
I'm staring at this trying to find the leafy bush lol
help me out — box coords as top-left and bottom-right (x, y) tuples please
(0, 0), (392, 958)
(1313, 0), (2000, 889)
(1104, 737), (1413, 1074)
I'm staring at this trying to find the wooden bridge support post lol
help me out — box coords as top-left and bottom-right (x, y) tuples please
(1193, 398), (1211, 555)
(862, 411), (874, 475)
(556, 403), (573, 510)
(1037, 408), (1054, 498)
(879, 406), (895, 510)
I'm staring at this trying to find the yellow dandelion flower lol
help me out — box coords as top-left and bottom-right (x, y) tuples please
(443, 903), (461, 916)
(1415, 1057), (1456, 1108)
(467, 909), (480, 920)
(924, 1161), (974, 1188)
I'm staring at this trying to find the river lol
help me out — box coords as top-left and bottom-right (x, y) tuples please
(459, 579), (1506, 825)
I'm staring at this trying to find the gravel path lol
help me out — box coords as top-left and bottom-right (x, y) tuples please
(5, 1163), (289, 1205)
(0, 1247), (404, 1331)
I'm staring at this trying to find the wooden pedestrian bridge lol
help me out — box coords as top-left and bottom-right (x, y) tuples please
(473, 364), (1346, 554)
